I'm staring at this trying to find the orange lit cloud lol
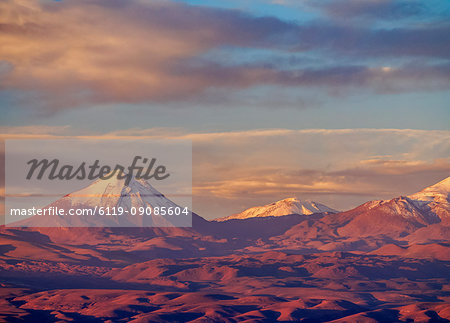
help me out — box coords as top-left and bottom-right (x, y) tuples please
(0, 0), (292, 109)
(1, 0), (449, 111)
(2, 127), (447, 217)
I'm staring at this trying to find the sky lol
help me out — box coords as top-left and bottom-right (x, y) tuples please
(1, 0), (449, 219)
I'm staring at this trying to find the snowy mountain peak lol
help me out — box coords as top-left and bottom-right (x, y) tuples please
(11, 175), (189, 227)
(68, 175), (165, 208)
(408, 176), (450, 202)
(215, 197), (337, 222)
(406, 176), (450, 220)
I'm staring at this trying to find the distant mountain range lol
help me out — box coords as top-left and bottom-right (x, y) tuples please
(4, 176), (449, 254)
(1, 177), (449, 321)
(216, 177), (449, 223)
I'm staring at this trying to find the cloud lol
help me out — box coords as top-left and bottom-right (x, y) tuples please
(1, 0), (449, 111)
(188, 129), (450, 217)
(189, 129), (450, 192)
(0, 125), (71, 135)
(1, 126), (449, 217)
(359, 158), (450, 174)
(0, 0), (297, 109)
(310, 0), (427, 20)
(293, 22), (450, 59)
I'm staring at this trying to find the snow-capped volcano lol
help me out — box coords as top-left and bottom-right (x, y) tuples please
(407, 176), (450, 220)
(337, 176), (450, 238)
(215, 197), (337, 222)
(11, 176), (191, 227)
(408, 176), (450, 204)
(66, 176), (176, 211)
